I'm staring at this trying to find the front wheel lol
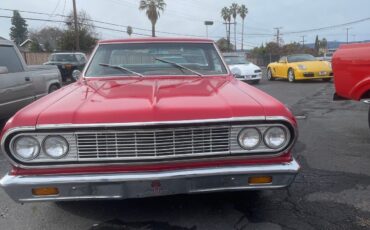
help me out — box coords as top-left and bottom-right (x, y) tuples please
(288, 69), (295, 83)
(48, 84), (60, 93)
(267, 68), (275, 81)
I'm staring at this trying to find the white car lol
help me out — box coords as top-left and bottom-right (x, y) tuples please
(224, 55), (262, 84)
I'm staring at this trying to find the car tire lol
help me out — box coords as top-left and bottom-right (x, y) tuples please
(48, 84), (60, 93)
(267, 68), (275, 81)
(288, 69), (295, 83)
(322, 78), (331, 82)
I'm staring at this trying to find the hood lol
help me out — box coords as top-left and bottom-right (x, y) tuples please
(292, 61), (331, 71)
(229, 63), (260, 75)
(9, 76), (293, 127)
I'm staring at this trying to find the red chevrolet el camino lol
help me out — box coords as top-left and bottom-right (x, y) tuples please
(333, 43), (370, 127)
(0, 38), (299, 202)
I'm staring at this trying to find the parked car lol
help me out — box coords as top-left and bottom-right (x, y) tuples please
(0, 38), (62, 120)
(0, 38), (300, 202)
(267, 54), (333, 82)
(224, 55), (262, 84)
(333, 43), (370, 127)
(44, 52), (87, 82)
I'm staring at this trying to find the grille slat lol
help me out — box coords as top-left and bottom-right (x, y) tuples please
(76, 126), (230, 160)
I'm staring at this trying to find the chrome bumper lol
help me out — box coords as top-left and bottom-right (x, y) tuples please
(0, 159), (300, 202)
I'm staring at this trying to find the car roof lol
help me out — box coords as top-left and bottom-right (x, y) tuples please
(0, 38), (14, 46)
(99, 37), (214, 44)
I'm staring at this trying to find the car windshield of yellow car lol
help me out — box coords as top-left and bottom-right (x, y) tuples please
(287, 54), (316, 63)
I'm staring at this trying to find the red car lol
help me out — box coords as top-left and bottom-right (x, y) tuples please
(333, 43), (370, 126)
(0, 38), (299, 202)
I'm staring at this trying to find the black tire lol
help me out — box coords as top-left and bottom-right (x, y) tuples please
(267, 68), (275, 81)
(322, 78), (331, 82)
(48, 84), (60, 93)
(288, 69), (295, 83)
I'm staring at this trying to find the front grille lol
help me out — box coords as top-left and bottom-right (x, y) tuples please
(303, 72), (314, 77)
(76, 126), (231, 160)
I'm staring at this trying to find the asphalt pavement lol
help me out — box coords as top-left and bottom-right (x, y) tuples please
(0, 76), (369, 230)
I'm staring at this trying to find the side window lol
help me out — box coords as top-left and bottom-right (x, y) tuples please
(0, 46), (24, 73)
(77, 54), (86, 63)
(279, 57), (287, 63)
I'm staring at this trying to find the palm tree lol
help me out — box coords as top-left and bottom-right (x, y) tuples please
(230, 3), (239, 51)
(221, 7), (231, 50)
(139, 0), (166, 37)
(238, 4), (248, 51)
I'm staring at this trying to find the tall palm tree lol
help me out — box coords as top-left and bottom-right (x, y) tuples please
(139, 0), (166, 37)
(238, 4), (248, 51)
(230, 3), (239, 51)
(221, 7), (231, 50)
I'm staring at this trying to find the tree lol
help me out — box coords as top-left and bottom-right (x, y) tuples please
(29, 27), (63, 52)
(216, 38), (234, 52)
(30, 39), (43, 52)
(10, 10), (28, 45)
(230, 3), (239, 51)
(59, 11), (98, 52)
(127, 26), (133, 37)
(314, 35), (320, 54)
(221, 7), (232, 50)
(238, 4), (248, 51)
(139, 0), (166, 37)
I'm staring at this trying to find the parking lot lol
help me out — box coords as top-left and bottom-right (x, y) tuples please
(0, 75), (368, 230)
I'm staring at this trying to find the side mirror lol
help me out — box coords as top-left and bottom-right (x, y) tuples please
(72, 70), (81, 80)
(0, 66), (9, 74)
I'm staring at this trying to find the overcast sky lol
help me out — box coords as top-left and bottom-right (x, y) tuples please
(1, 0), (369, 49)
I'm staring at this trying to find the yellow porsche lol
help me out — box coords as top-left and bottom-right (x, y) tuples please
(267, 54), (333, 82)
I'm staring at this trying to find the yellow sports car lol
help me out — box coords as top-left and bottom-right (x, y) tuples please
(267, 54), (333, 82)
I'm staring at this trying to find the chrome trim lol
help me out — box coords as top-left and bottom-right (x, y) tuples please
(361, 99), (370, 104)
(1, 158), (300, 202)
(1, 116), (297, 169)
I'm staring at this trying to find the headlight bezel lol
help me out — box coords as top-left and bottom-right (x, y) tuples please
(11, 136), (40, 161)
(42, 135), (70, 159)
(238, 128), (262, 150)
(263, 126), (288, 149)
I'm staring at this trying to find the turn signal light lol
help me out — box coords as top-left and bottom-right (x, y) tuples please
(248, 176), (272, 184)
(32, 187), (59, 196)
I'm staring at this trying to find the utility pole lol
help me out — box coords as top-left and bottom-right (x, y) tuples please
(274, 27), (282, 46)
(223, 21), (236, 51)
(301, 35), (306, 47)
(345, 28), (351, 44)
(72, 0), (80, 51)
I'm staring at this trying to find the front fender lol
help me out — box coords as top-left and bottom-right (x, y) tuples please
(350, 76), (370, 100)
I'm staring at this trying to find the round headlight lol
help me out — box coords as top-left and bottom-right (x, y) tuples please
(43, 136), (69, 159)
(264, 127), (287, 149)
(13, 136), (40, 160)
(238, 128), (261, 150)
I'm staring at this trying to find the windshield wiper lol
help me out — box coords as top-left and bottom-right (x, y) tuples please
(154, 57), (204, 77)
(99, 63), (144, 77)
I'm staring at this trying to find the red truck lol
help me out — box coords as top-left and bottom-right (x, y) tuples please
(0, 38), (299, 202)
(333, 43), (370, 127)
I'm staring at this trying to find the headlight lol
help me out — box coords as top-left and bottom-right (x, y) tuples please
(264, 127), (287, 149)
(13, 136), (40, 160)
(238, 128), (261, 150)
(43, 136), (69, 159)
(298, 64), (307, 70)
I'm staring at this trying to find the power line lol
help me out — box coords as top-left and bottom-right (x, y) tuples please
(282, 17), (370, 35)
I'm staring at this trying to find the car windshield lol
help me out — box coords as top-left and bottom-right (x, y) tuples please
(85, 42), (228, 77)
(287, 54), (316, 63)
(50, 54), (77, 62)
(224, 56), (250, 65)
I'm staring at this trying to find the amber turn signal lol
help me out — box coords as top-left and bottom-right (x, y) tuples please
(248, 176), (272, 184)
(32, 187), (59, 196)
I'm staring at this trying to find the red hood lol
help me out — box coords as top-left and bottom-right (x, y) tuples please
(7, 76), (294, 127)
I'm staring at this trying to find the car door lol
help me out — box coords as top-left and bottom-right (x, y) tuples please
(276, 56), (288, 77)
(0, 45), (35, 119)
